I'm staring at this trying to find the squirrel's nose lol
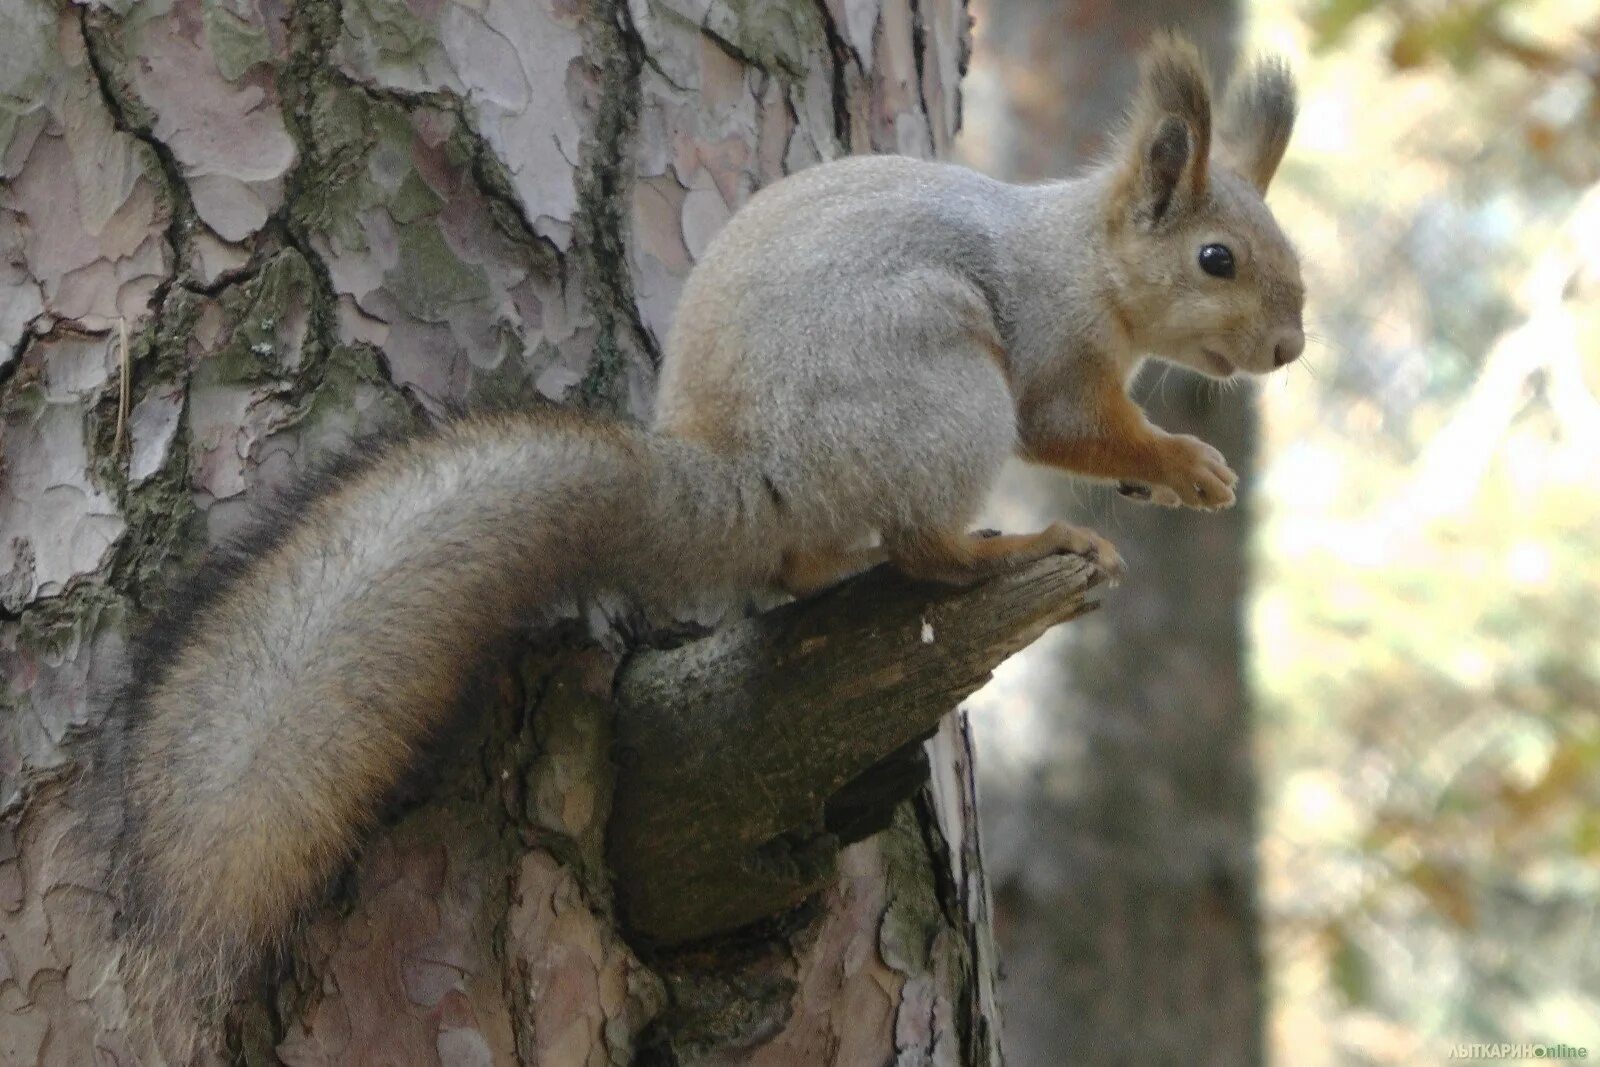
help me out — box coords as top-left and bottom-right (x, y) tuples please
(1272, 329), (1305, 368)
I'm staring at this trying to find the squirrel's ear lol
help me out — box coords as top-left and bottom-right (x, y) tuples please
(1112, 31), (1212, 228)
(1219, 56), (1297, 193)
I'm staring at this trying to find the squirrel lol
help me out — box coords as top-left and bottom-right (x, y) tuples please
(104, 32), (1301, 1052)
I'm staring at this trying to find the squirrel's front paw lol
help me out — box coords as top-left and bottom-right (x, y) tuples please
(1146, 434), (1237, 510)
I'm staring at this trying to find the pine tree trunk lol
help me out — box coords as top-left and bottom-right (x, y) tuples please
(960, 4), (1260, 1062)
(0, 0), (1026, 1063)
(966, 2), (1264, 1064)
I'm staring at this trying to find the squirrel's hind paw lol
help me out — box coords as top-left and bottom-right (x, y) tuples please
(1039, 521), (1126, 584)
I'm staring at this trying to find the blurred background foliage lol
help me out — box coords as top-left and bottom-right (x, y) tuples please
(1254, 1), (1600, 1062)
(961, 0), (1599, 1063)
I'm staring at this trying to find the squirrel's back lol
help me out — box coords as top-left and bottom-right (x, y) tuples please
(675, 156), (1020, 308)
(656, 155), (1025, 548)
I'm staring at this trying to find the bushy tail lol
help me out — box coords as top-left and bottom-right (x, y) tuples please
(105, 409), (771, 1051)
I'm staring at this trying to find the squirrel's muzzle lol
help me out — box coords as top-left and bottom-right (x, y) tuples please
(1272, 327), (1305, 367)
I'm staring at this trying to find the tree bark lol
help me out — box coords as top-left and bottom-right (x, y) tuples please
(963, 1), (1264, 1063)
(0, 0), (1042, 1063)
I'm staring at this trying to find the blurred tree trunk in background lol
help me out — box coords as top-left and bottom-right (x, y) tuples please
(0, 0), (1000, 1063)
(964, 1), (1263, 1064)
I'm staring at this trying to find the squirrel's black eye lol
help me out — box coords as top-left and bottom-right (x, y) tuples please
(1198, 243), (1236, 278)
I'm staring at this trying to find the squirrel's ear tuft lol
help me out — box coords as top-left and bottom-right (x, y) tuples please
(1112, 31), (1213, 228)
(1220, 55), (1297, 193)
